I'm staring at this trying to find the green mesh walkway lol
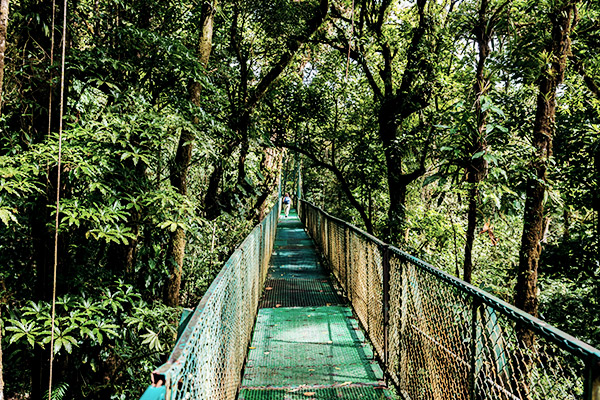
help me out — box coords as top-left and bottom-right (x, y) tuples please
(238, 210), (395, 400)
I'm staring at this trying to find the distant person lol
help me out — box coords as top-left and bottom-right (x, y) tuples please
(282, 193), (292, 218)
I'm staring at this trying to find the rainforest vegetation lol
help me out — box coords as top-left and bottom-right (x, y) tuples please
(0, 0), (598, 398)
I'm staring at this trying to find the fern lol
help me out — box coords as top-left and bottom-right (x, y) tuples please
(44, 382), (70, 400)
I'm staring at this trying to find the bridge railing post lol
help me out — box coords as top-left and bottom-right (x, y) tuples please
(345, 226), (351, 300)
(259, 223), (265, 287)
(382, 244), (390, 367)
(469, 298), (482, 400)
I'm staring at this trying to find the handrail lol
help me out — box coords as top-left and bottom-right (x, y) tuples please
(299, 199), (600, 400)
(387, 245), (600, 361)
(140, 200), (280, 400)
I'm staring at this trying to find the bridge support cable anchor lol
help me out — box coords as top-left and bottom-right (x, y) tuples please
(345, 228), (351, 301)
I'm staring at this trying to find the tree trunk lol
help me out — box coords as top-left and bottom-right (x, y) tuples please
(463, 0), (490, 283)
(250, 145), (284, 222)
(380, 104), (406, 241)
(164, 0), (217, 307)
(514, 6), (576, 397)
(236, 112), (251, 188)
(0, 0), (8, 114)
(515, 0), (575, 324)
(379, 105), (423, 242)
(463, 186), (477, 283)
(204, 160), (225, 220)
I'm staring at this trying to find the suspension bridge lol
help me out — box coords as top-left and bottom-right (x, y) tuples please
(140, 199), (600, 400)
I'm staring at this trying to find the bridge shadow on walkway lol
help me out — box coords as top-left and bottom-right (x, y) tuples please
(238, 210), (395, 400)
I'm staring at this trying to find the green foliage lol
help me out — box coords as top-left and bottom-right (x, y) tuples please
(5, 281), (179, 398)
(45, 382), (70, 400)
(539, 275), (600, 347)
(299, 0), (599, 356)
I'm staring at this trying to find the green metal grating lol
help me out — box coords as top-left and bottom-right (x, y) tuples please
(238, 386), (393, 400)
(245, 307), (378, 370)
(267, 265), (328, 281)
(258, 280), (342, 308)
(239, 212), (394, 400)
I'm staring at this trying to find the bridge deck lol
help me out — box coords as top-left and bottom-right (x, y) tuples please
(238, 210), (395, 400)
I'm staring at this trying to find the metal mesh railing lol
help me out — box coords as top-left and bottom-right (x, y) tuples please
(146, 201), (280, 400)
(299, 200), (600, 400)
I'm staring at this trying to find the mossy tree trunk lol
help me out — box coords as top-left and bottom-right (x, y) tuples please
(514, 6), (577, 397)
(515, 0), (576, 330)
(164, 0), (217, 307)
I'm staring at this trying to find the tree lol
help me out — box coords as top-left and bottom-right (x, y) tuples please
(326, 0), (449, 243)
(273, 58), (382, 233)
(460, 0), (511, 283)
(569, 9), (600, 256)
(514, 0), (579, 358)
(164, 0), (218, 307)
(203, 0), (329, 220)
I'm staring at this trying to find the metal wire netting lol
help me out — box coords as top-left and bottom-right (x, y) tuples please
(299, 200), (600, 400)
(145, 201), (280, 400)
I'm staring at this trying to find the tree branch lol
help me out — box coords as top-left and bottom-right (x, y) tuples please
(280, 141), (374, 233)
(375, 0), (393, 36)
(328, 42), (383, 99)
(246, 0), (329, 111)
(573, 59), (600, 99)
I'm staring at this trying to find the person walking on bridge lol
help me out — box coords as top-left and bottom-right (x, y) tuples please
(282, 193), (292, 218)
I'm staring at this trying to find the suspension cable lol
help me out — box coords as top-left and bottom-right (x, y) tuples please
(48, 0), (68, 398)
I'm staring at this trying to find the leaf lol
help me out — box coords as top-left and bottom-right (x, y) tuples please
(54, 338), (63, 354)
(490, 105), (505, 118)
(483, 153), (498, 165)
(9, 332), (25, 344)
(141, 329), (162, 351)
(422, 175), (442, 187)
(0, 208), (18, 227)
